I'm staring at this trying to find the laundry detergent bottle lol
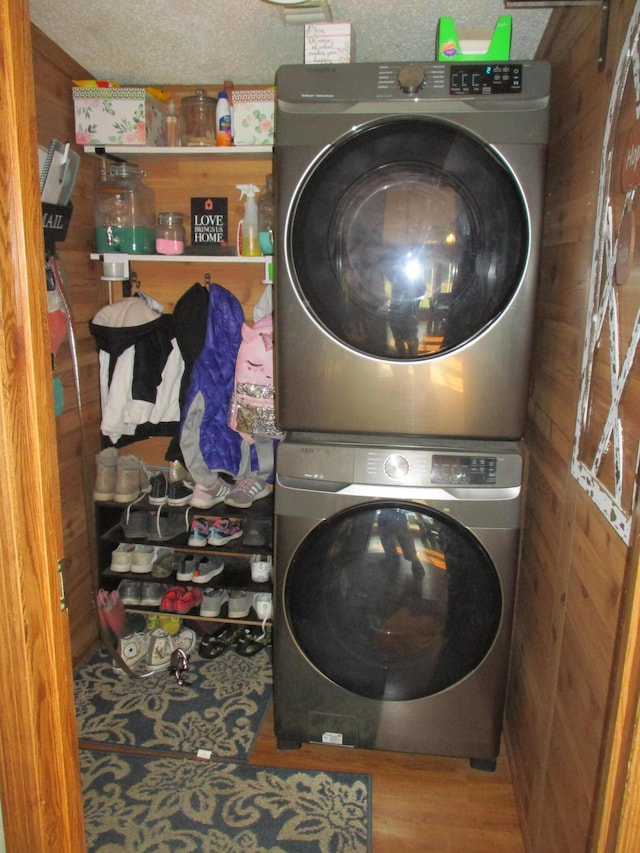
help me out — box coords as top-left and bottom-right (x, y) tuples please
(236, 184), (261, 256)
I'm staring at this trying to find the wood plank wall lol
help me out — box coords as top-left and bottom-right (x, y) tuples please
(506, 2), (639, 850)
(31, 27), (106, 665)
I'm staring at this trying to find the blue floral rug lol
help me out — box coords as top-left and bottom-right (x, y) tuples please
(81, 749), (371, 852)
(74, 647), (272, 762)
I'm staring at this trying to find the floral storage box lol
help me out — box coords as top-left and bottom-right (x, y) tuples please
(72, 87), (166, 146)
(233, 88), (275, 146)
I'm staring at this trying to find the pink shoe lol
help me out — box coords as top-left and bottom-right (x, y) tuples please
(189, 477), (232, 509)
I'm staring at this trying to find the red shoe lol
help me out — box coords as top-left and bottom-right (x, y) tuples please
(175, 587), (203, 614)
(160, 586), (184, 613)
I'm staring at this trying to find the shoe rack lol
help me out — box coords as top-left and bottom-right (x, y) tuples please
(95, 493), (273, 627)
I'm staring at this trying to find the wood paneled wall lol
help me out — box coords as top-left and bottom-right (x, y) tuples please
(32, 26), (106, 665)
(506, 2), (639, 850)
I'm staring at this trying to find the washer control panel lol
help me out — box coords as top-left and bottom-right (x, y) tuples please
(431, 455), (497, 485)
(449, 64), (523, 96)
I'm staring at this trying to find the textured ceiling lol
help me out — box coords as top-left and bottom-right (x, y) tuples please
(28, 0), (551, 86)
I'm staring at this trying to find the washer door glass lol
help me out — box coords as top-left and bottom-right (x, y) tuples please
(284, 502), (502, 701)
(289, 117), (528, 359)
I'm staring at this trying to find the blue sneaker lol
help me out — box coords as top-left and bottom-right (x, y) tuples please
(188, 517), (209, 547)
(207, 517), (243, 546)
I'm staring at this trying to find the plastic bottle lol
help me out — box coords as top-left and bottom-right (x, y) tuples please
(216, 91), (232, 146)
(236, 184), (261, 256)
(165, 100), (179, 147)
(258, 174), (275, 255)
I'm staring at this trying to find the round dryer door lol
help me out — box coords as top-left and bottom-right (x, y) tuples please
(289, 117), (528, 360)
(284, 502), (502, 702)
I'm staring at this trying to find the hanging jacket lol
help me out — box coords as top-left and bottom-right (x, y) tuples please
(90, 298), (183, 445)
(179, 283), (245, 479)
(229, 313), (282, 444)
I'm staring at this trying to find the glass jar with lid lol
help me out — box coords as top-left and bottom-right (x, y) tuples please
(94, 162), (156, 254)
(156, 212), (185, 255)
(180, 88), (216, 146)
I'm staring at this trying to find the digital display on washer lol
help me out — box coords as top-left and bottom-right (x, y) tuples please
(431, 455), (497, 485)
(450, 64), (522, 95)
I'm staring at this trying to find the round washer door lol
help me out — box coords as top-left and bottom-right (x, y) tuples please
(288, 117), (528, 360)
(284, 502), (502, 702)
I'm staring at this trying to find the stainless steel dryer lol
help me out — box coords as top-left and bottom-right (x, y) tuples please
(274, 61), (550, 439)
(273, 434), (523, 769)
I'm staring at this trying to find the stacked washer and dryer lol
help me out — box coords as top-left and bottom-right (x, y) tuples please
(272, 60), (550, 769)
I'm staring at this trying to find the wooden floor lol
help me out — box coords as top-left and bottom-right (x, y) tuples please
(251, 703), (525, 853)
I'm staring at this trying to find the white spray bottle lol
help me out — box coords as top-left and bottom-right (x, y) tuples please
(236, 184), (261, 257)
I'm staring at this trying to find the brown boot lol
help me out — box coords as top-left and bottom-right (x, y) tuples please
(114, 455), (147, 503)
(93, 447), (118, 501)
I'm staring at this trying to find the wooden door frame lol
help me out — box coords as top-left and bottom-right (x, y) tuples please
(0, 1), (85, 850)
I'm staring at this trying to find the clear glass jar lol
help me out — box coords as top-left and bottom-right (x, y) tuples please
(156, 212), (185, 255)
(180, 88), (216, 146)
(94, 162), (156, 254)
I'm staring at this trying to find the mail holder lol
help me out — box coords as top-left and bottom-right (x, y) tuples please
(42, 202), (73, 255)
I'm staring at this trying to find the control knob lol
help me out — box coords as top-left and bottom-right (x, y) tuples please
(384, 454), (410, 480)
(398, 64), (425, 94)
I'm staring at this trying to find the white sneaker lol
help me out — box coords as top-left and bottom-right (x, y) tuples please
(253, 592), (273, 623)
(130, 544), (156, 574)
(110, 543), (136, 573)
(250, 554), (272, 583)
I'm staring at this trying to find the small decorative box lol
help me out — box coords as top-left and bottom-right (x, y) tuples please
(72, 87), (166, 146)
(233, 88), (275, 146)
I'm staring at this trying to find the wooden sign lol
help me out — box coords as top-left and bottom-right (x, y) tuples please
(190, 197), (228, 246)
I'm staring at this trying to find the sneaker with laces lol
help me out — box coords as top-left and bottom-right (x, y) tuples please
(207, 517), (243, 546)
(148, 472), (169, 506)
(193, 556), (224, 584)
(118, 631), (150, 670)
(167, 480), (194, 506)
(114, 455), (149, 503)
(199, 588), (229, 617)
(224, 477), (271, 509)
(250, 554), (272, 583)
(188, 517), (210, 547)
(110, 543), (136, 572)
(190, 477), (232, 509)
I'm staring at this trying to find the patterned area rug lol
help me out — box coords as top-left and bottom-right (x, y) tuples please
(81, 749), (371, 852)
(74, 647), (272, 761)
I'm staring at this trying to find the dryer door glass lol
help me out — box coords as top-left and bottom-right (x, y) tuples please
(284, 502), (502, 701)
(289, 117), (528, 360)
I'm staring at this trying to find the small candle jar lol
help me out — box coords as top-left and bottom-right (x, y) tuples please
(156, 212), (185, 255)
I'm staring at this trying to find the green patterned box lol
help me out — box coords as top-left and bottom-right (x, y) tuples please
(233, 88), (275, 146)
(72, 87), (166, 146)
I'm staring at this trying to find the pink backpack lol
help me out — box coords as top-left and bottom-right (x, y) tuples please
(229, 314), (282, 443)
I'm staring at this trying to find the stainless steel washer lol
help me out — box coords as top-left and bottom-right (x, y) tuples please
(274, 61), (550, 439)
(273, 434), (523, 768)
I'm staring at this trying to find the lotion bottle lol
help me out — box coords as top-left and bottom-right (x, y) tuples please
(216, 92), (232, 146)
(236, 184), (261, 256)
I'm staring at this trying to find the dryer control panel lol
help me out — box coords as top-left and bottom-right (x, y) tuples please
(449, 64), (523, 96)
